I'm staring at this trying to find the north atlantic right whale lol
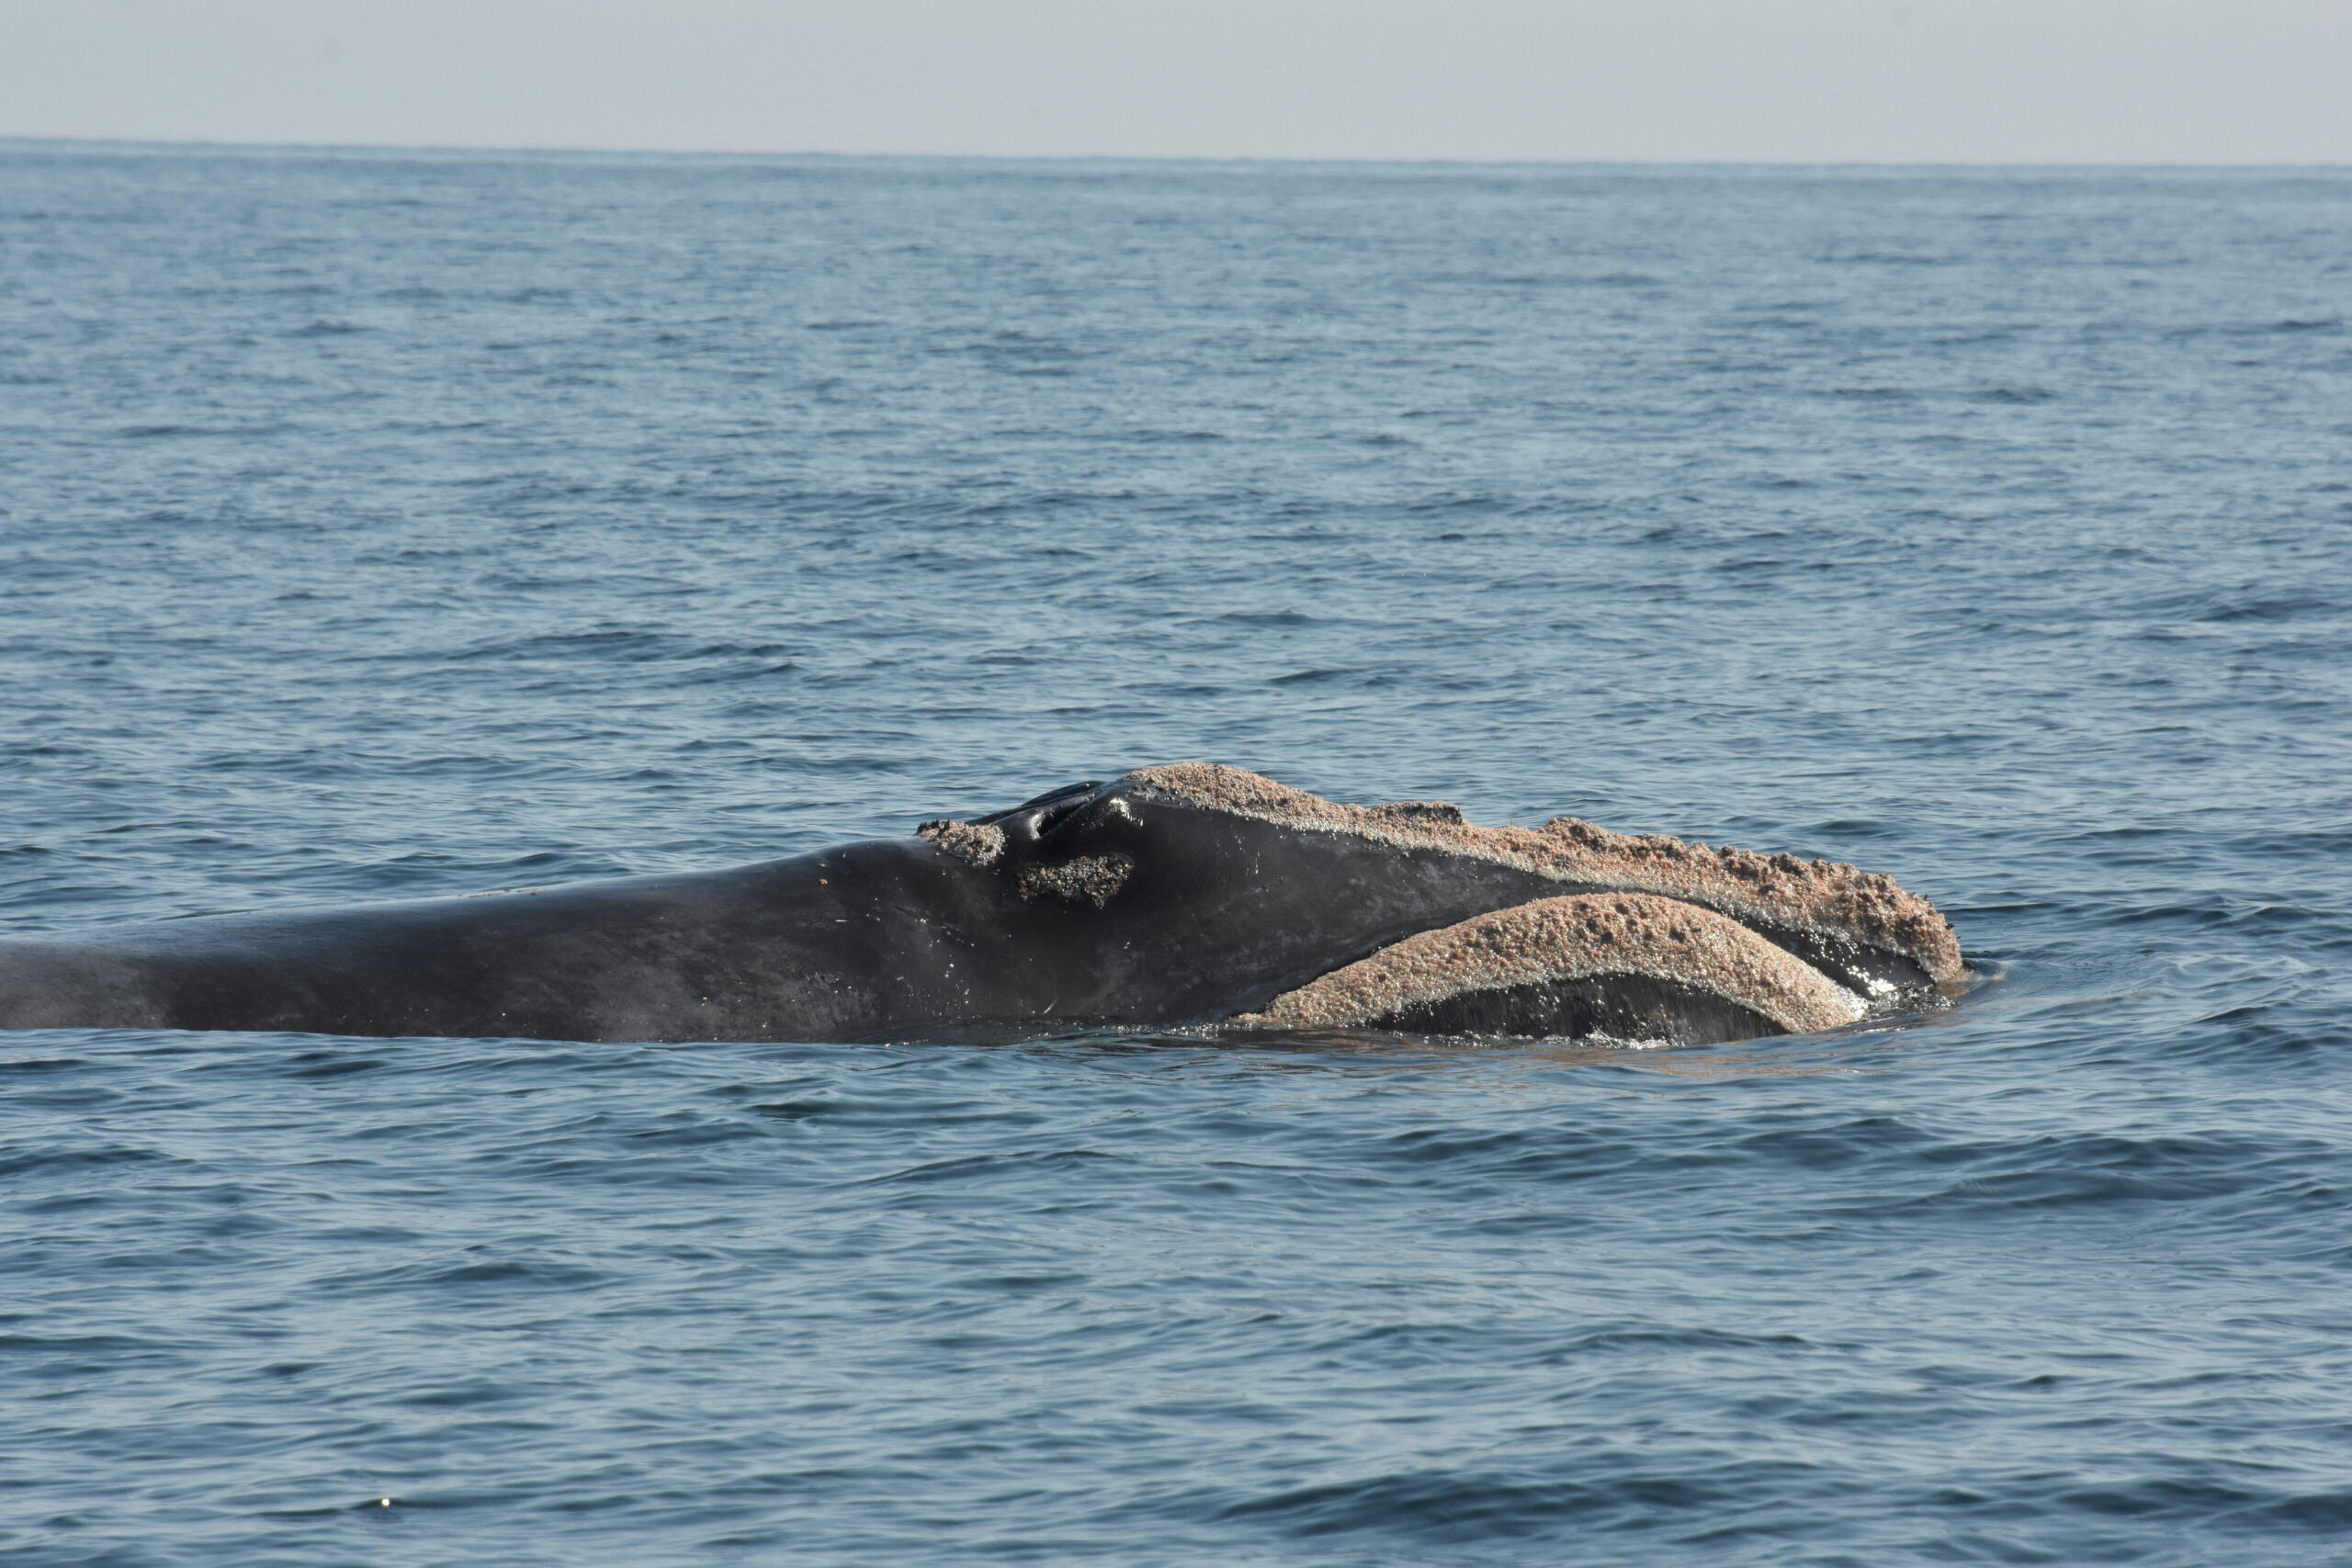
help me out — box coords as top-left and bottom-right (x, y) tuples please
(0, 764), (1964, 1046)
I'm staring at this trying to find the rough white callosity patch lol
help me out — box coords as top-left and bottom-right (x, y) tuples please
(1017, 853), (1134, 908)
(1236, 892), (1867, 1035)
(917, 818), (1006, 867)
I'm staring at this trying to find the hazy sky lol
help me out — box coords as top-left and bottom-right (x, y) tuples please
(4, 0), (2347, 164)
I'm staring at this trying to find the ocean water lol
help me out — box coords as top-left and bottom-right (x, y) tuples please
(2, 142), (2349, 1565)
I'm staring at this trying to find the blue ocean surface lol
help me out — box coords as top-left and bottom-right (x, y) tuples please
(2, 143), (2349, 1566)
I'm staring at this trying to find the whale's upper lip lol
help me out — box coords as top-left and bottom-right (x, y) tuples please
(1118, 762), (1966, 987)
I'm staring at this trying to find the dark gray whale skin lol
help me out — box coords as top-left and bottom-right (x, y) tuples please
(0, 776), (1679, 1043)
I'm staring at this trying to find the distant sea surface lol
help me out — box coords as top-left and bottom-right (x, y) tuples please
(3, 144), (2349, 1567)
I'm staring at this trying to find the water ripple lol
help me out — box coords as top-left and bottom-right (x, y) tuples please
(1, 147), (2348, 1567)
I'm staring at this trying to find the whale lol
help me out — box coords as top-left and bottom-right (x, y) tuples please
(0, 764), (1964, 1045)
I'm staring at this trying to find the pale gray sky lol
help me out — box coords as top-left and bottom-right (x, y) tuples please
(3, 0), (2347, 164)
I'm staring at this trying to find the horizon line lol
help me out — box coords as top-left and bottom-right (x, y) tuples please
(4, 133), (2347, 174)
